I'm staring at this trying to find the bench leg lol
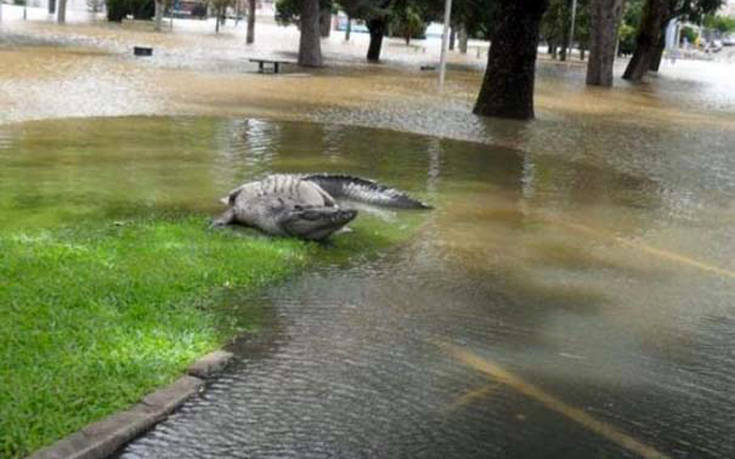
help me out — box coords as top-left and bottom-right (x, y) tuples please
(258, 61), (264, 73)
(274, 62), (280, 74)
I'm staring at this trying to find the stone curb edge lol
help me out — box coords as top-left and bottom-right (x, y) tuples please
(29, 350), (235, 459)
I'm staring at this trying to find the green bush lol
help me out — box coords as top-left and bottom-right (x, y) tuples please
(106, 0), (128, 21)
(680, 25), (698, 45)
(617, 23), (636, 56)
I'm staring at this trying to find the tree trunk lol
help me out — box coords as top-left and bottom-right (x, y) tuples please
(622, 0), (667, 82)
(48, 0), (56, 15)
(366, 17), (386, 62)
(320, 10), (331, 37)
(559, 0), (572, 61)
(345, 15), (351, 41)
(586, 0), (624, 86)
(580, 46), (585, 60)
(449, 26), (456, 50)
(458, 23), (468, 54)
(649, 22), (668, 71)
(547, 40), (556, 57)
(154, 0), (164, 31)
(246, 0), (256, 44)
(298, 0), (323, 67)
(57, 0), (66, 23)
(473, 0), (548, 120)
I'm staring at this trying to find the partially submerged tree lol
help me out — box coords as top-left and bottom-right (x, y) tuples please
(623, 0), (723, 81)
(473, 0), (549, 120)
(275, 0), (324, 66)
(299, 0), (323, 66)
(211, 0), (234, 32)
(541, 0), (565, 58)
(247, 0), (256, 43)
(586, 0), (624, 86)
(58, 0), (67, 23)
(154, 0), (165, 31)
(335, 0), (393, 61)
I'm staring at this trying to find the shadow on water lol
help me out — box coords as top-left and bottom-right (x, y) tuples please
(2, 116), (734, 457)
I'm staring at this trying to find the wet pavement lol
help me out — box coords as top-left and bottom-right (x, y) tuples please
(2, 12), (735, 459)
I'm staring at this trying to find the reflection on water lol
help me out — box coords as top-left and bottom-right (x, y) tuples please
(3, 116), (726, 457)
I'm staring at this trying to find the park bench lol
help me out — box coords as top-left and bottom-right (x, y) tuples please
(133, 46), (153, 56)
(248, 58), (294, 74)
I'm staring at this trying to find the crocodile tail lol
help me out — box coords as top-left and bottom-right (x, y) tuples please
(303, 174), (432, 209)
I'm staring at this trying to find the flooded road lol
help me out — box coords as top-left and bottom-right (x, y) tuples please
(3, 15), (735, 458)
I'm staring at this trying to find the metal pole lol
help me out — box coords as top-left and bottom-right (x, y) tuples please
(568, 0), (577, 57)
(438, 0), (453, 91)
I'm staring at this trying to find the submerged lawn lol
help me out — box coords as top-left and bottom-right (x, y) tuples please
(0, 212), (421, 458)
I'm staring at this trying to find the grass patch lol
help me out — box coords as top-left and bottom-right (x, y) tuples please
(0, 211), (423, 458)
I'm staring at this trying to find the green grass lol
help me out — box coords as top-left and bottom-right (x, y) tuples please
(0, 211), (423, 458)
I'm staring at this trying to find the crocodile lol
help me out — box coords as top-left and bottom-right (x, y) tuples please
(212, 173), (430, 240)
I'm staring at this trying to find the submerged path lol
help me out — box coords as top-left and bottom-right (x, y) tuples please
(118, 116), (735, 457)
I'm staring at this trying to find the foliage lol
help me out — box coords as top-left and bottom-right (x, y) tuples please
(276, 0), (334, 27)
(672, 0), (724, 23)
(703, 13), (735, 33)
(275, 0), (301, 26)
(618, 22), (638, 54)
(680, 24), (698, 43)
(389, 1), (426, 43)
(106, 0), (155, 21)
(191, 2), (208, 18)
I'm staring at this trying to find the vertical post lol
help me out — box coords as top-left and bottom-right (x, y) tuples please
(568, 0), (577, 57)
(438, 0), (453, 91)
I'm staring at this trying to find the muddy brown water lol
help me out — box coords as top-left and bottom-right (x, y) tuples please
(2, 20), (735, 458)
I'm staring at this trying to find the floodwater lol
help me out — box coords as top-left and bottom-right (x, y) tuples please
(3, 13), (735, 459)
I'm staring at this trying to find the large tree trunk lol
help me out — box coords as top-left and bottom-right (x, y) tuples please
(57, 0), (66, 23)
(154, 0), (164, 31)
(320, 9), (331, 37)
(298, 0), (323, 67)
(246, 0), (255, 44)
(458, 23), (468, 54)
(473, 0), (548, 120)
(586, 0), (624, 86)
(622, 0), (667, 81)
(649, 22), (668, 71)
(366, 17), (386, 62)
(449, 26), (456, 50)
(345, 15), (352, 41)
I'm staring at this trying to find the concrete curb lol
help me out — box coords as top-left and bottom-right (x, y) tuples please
(29, 350), (234, 459)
